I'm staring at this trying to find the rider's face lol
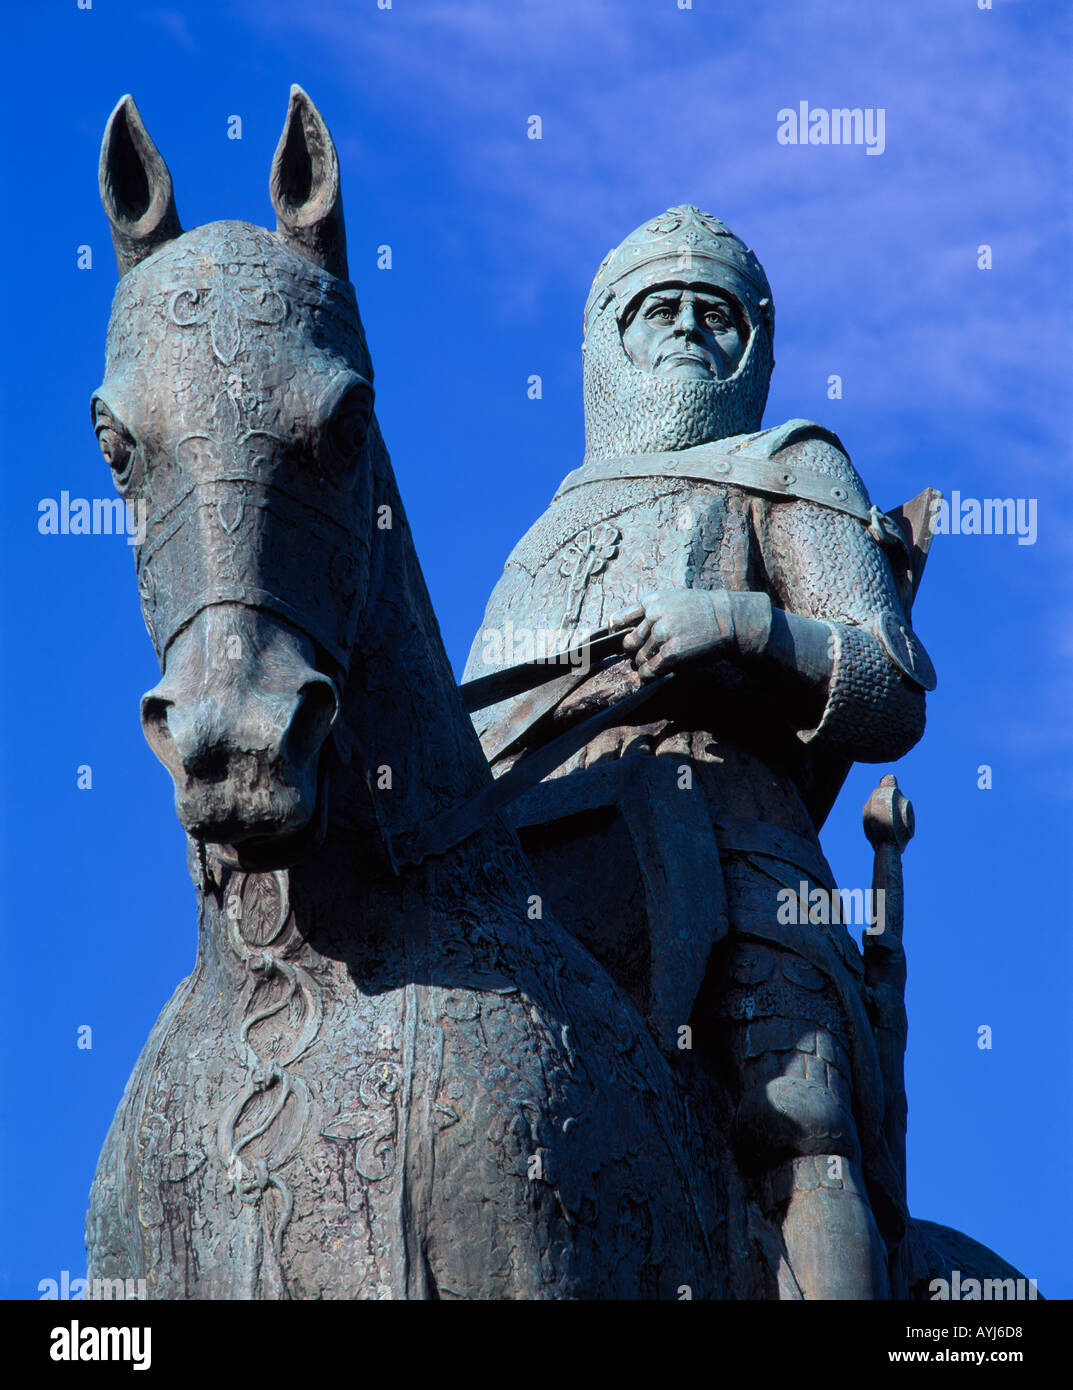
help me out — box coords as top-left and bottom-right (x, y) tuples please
(621, 285), (747, 382)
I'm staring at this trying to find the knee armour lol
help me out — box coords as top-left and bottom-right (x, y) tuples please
(734, 1075), (862, 1169)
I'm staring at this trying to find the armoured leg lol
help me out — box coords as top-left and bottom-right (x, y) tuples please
(721, 941), (889, 1300)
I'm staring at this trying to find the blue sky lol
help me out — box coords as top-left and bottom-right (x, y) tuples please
(2, 0), (1070, 1298)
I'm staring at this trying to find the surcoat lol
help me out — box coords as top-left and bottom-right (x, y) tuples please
(465, 417), (928, 819)
(463, 420), (930, 1191)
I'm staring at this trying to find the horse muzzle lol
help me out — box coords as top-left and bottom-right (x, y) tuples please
(140, 605), (340, 869)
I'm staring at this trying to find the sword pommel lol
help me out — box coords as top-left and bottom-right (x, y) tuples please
(863, 773), (914, 856)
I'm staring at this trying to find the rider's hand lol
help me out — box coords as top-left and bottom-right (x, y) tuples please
(612, 590), (736, 682)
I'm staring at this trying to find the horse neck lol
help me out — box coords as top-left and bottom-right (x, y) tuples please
(337, 421), (494, 836)
(189, 421), (504, 983)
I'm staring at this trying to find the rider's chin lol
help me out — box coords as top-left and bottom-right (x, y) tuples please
(656, 351), (716, 380)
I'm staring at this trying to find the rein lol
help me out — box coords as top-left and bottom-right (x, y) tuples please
(393, 621), (666, 866)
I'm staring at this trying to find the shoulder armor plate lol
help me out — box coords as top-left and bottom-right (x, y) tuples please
(872, 611), (938, 691)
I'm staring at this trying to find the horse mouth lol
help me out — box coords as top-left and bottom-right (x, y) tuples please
(200, 761), (331, 873)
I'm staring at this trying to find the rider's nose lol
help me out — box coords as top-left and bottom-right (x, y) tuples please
(674, 301), (701, 337)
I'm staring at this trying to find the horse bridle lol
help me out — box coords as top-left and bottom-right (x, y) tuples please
(135, 472), (368, 673)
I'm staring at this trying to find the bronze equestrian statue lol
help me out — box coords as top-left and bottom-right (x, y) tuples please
(84, 90), (718, 1300)
(463, 206), (1034, 1299)
(85, 87), (1032, 1298)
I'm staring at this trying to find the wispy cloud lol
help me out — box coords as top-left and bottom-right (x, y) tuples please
(152, 9), (196, 51)
(241, 0), (1071, 466)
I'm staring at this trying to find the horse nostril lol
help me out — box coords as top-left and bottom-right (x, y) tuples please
(140, 694), (184, 777)
(140, 693), (232, 784)
(287, 677), (340, 767)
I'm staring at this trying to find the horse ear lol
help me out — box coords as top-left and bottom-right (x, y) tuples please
(270, 85), (348, 281)
(99, 95), (182, 278)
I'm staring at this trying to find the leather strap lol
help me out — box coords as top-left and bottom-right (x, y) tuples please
(713, 808), (837, 893)
(554, 439), (905, 550)
(395, 673), (674, 865)
(507, 760), (835, 894)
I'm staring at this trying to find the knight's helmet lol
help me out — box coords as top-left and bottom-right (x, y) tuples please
(582, 205), (775, 463)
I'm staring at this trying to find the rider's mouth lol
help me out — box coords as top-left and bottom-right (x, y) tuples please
(660, 350), (711, 366)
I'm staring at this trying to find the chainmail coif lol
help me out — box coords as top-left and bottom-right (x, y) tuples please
(581, 294), (775, 464)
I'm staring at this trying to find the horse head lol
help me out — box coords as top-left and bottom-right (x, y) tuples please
(93, 88), (377, 872)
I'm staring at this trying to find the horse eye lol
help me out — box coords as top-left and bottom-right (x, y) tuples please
(93, 403), (137, 492)
(323, 383), (372, 476)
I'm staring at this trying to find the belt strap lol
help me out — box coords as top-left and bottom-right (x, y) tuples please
(554, 440), (905, 549)
(713, 809), (837, 893)
(507, 758), (836, 892)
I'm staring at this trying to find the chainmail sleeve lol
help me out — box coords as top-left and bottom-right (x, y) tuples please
(755, 435), (928, 763)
